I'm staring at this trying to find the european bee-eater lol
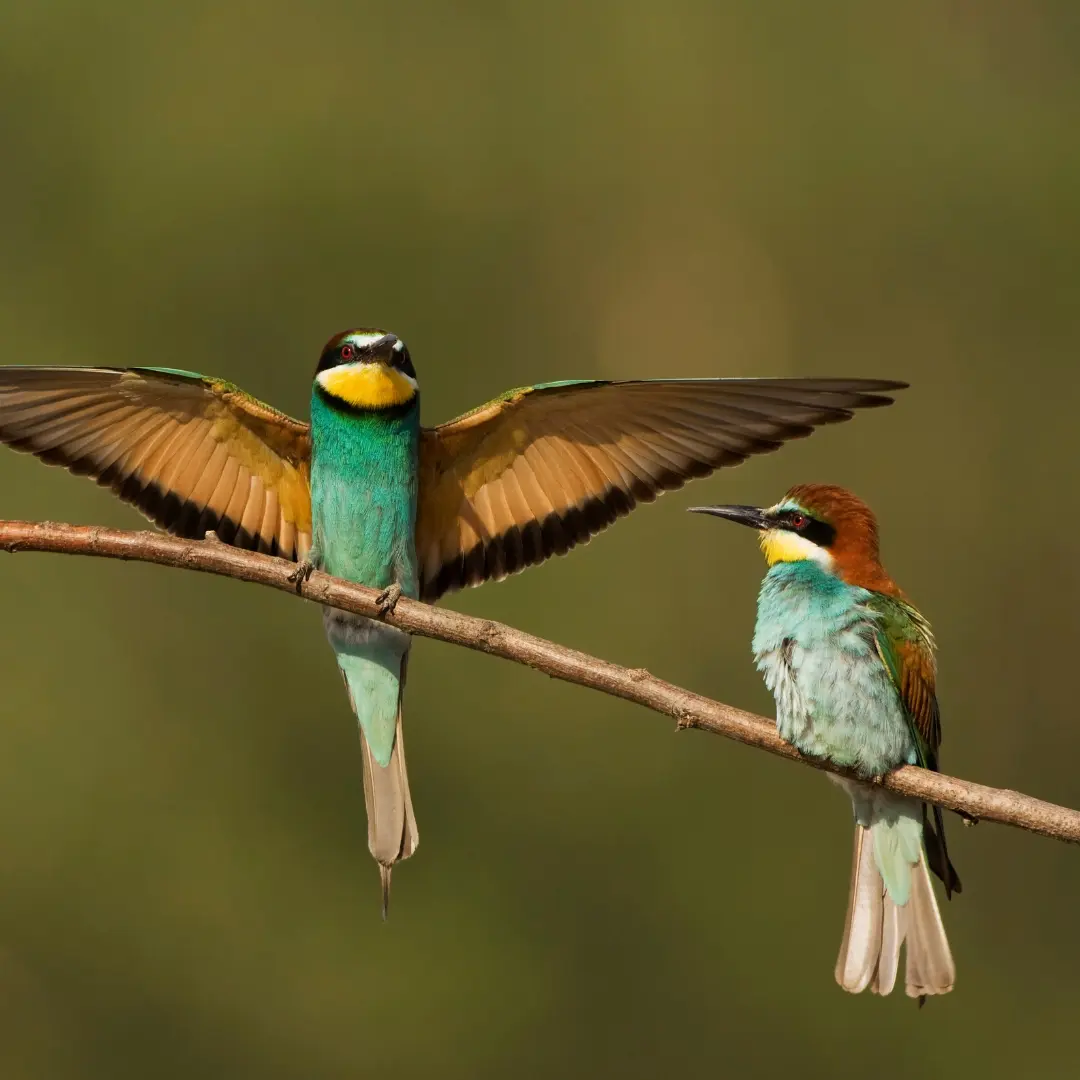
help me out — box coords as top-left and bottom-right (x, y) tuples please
(0, 333), (905, 910)
(690, 485), (960, 999)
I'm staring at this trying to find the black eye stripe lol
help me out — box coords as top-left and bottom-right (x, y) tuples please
(803, 518), (837, 547)
(314, 337), (417, 378)
(776, 510), (836, 548)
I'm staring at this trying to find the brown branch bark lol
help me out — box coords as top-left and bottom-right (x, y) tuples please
(0, 518), (1076, 845)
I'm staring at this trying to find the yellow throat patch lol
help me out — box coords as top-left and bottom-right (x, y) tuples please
(318, 363), (417, 410)
(759, 529), (832, 567)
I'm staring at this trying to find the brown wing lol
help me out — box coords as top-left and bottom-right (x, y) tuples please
(889, 639), (941, 751)
(416, 376), (905, 602)
(869, 594), (941, 756)
(895, 638), (942, 755)
(0, 366), (312, 558)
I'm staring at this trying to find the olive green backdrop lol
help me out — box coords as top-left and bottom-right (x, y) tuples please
(0, 3), (1077, 1077)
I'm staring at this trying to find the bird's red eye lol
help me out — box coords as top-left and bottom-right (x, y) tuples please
(340, 344), (355, 360)
(790, 513), (807, 529)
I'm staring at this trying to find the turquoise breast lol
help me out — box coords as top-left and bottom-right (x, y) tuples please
(309, 390), (420, 596)
(752, 561), (916, 777)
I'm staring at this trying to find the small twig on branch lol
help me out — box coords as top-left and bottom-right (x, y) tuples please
(0, 519), (1077, 846)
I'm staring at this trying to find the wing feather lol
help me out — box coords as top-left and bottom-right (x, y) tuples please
(866, 592), (960, 896)
(239, 474), (267, 547)
(868, 596), (941, 758)
(224, 467), (254, 538)
(511, 457), (557, 522)
(0, 367), (312, 559)
(417, 376), (905, 601)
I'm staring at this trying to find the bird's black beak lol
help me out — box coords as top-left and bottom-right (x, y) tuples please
(361, 335), (399, 362)
(687, 505), (772, 531)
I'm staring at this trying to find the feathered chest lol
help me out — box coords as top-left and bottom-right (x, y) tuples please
(751, 562), (914, 775)
(309, 391), (420, 589)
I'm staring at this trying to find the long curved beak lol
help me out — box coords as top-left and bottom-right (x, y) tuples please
(687, 505), (771, 531)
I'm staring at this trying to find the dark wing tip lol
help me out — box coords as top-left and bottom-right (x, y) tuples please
(747, 379), (909, 425)
(829, 378), (908, 392)
(766, 377), (909, 393)
(780, 378), (909, 410)
(720, 377), (908, 406)
(846, 387), (906, 410)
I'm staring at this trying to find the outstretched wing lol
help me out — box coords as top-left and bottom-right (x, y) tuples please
(416, 376), (905, 602)
(867, 593), (961, 897)
(0, 367), (312, 558)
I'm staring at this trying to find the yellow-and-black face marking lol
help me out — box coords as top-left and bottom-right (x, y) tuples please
(758, 500), (835, 568)
(688, 500), (837, 568)
(315, 330), (418, 410)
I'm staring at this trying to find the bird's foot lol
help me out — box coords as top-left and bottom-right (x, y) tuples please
(287, 558), (315, 594)
(376, 582), (403, 616)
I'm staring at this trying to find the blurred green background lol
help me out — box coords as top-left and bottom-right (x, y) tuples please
(0, 2), (1077, 1077)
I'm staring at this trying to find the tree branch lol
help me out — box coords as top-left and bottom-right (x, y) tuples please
(0, 518), (1076, 846)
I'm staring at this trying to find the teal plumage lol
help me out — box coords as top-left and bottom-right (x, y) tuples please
(691, 485), (959, 999)
(752, 561), (918, 775)
(309, 385), (419, 598)
(310, 386), (420, 764)
(752, 561), (928, 919)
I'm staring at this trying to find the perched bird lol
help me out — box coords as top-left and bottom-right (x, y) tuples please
(690, 485), (960, 999)
(0, 332), (904, 911)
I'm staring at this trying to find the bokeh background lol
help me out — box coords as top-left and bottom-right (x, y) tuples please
(0, 2), (1078, 1077)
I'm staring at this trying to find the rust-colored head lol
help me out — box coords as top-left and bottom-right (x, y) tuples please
(780, 484), (900, 594)
(688, 483), (901, 595)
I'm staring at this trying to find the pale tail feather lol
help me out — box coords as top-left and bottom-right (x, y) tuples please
(332, 623), (419, 918)
(871, 888), (902, 996)
(836, 824), (888, 993)
(360, 705), (419, 918)
(835, 811), (955, 998)
(903, 853), (955, 998)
